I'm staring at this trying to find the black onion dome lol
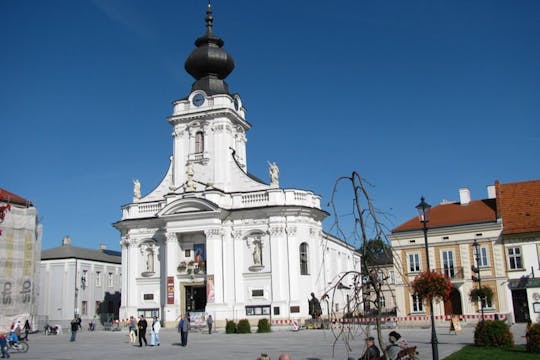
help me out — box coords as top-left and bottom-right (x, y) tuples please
(184, 3), (235, 95)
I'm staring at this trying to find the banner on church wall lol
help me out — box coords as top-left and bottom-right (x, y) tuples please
(167, 276), (174, 304)
(207, 275), (215, 303)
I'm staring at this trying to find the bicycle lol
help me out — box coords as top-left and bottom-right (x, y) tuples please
(6, 331), (29, 353)
(7, 340), (29, 353)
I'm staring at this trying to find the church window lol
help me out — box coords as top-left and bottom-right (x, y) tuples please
(195, 131), (204, 153)
(300, 242), (309, 275)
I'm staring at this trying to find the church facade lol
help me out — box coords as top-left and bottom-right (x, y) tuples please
(114, 5), (360, 327)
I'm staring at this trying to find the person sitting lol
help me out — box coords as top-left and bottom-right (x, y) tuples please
(384, 331), (415, 360)
(360, 337), (381, 360)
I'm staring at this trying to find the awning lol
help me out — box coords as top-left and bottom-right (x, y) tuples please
(508, 277), (540, 289)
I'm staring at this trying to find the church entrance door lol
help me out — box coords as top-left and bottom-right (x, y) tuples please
(185, 285), (207, 313)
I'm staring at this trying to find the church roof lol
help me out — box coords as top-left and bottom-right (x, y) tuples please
(41, 244), (121, 264)
(0, 188), (33, 207)
(184, 3), (235, 95)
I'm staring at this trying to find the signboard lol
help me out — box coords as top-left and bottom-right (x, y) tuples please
(167, 276), (174, 304)
(449, 315), (462, 333)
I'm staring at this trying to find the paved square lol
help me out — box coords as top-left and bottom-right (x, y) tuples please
(15, 323), (527, 360)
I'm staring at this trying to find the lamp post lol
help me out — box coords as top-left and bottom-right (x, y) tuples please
(416, 196), (439, 360)
(472, 239), (485, 321)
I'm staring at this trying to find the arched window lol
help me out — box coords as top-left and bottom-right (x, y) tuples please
(195, 131), (204, 153)
(300, 242), (309, 275)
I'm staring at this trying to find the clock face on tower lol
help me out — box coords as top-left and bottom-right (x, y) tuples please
(192, 93), (205, 107)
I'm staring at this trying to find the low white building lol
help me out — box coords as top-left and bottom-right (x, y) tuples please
(39, 236), (121, 328)
(0, 189), (42, 329)
(114, 5), (360, 327)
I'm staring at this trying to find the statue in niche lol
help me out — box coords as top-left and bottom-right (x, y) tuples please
(133, 179), (141, 199)
(145, 247), (154, 272)
(308, 292), (322, 319)
(268, 161), (279, 187)
(252, 239), (262, 266)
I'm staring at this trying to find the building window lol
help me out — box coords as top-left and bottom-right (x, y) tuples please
(389, 271), (395, 285)
(95, 301), (101, 315)
(185, 249), (191, 257)
(107, 272), (114, 288)
(411, 294), (424, 313)
(300, 242), (309, 275)
(478, 247), (489, 267)
(143, 294), (154, 300)
(508, 247), (523, 269)
(245, 305), (271, 316)
(379, 296), (386, 308)
(251, 289), (264, 297)
(480, 296), (494, 309)
(442, 250), (455, 278)
(408, 253), (421, 273)
(273, 306), (280, 315)
(82, 301), (88, 316)
(290, 306), (300, 313)
(195, 131), (204, 153)
(96, 271), (102, 287)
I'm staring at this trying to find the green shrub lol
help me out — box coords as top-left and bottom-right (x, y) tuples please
(257, 318), (271, 333)
(237, 319), (251, 333)
(474, 320), (514, 348)
(225, 320), (237, 334)
(527, 323), (540, 352)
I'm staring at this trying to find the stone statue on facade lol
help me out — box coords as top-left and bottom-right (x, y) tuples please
(252, 240), (262, 266)
(308, 292), (322, 319)
(133, 179), (141, 200)
(268, 161), (279, 188)
(184, 162), (196, 192)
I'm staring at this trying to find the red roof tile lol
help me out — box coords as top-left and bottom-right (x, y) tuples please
(392, 199), (497, 233)
(0, 188), (33, 206)
(497, 180), (540, 235)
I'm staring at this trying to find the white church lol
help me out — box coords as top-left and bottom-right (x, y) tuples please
(114, 5), (360, 327)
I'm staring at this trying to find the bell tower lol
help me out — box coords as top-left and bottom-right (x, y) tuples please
(168, 4), (250, 192)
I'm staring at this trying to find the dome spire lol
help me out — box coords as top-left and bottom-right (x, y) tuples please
(205, 2), (214, 35)
(184, 2), (235, 95)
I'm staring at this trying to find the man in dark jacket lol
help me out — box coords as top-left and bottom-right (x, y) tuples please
(360, 337), (380, 360)
(137, 315), (148, 347)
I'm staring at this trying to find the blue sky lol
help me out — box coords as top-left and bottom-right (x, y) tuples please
(2, 0), (539, 251)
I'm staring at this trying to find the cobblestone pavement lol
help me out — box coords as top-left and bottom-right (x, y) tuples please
(13, 323), (527, 360)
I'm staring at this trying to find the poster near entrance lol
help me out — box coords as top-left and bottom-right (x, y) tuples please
(167, 276), (174, 304)
(193, 243), (206, 274)
(207, 274), (215, 303)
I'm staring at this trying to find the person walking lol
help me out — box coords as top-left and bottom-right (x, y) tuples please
(137, 315), (148, 347)
(179, 315), (189, 346)
(206, 314), (213, 335)
(178, 317), (184, 345)
(128, 316), (137, 344)
(150, 316), (160, 346)
(23, 320), (31, 341)
(70, 318), (79, 342)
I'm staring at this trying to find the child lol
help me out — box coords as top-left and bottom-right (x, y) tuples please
(0, 332), (10, 358)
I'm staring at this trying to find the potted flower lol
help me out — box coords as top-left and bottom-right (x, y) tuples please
(411, 270), (452, 302)
(469, 286), (493, 303)
(177, 261), (187, 272)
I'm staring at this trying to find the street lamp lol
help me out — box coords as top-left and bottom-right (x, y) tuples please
(471, 239), (485, 321)
(416, 196), (439, 360)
